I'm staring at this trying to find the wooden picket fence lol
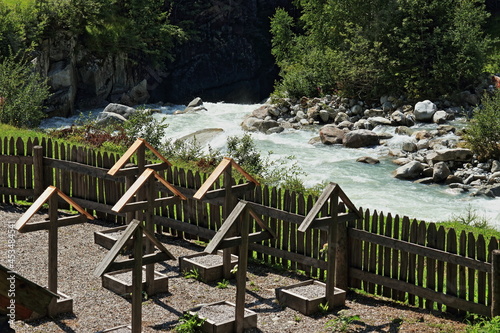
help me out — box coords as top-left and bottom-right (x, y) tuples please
(0, 136), (499, 317)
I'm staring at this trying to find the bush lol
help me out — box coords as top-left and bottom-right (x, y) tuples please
(0, 55), (50, 128)
(465, 90), (500, 161)
(123, 109), (169, 149)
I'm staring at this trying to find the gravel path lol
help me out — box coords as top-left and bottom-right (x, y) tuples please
(0, 204), (469, 332)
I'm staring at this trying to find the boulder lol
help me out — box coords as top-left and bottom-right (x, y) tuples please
(356, 156), (380, 164)
(102, 103), (136, 119)
(319, 110), (330, 122)
(95, 111), (127, 126)
(414, 100), (437, 122)
(251, 105), (270, 119)
(492, 160), (500, 173)
(319, 125), (346, 145)
(432, 162), (451, 182)
(241, 117), (262, 131)
(343, 130), (380, 148)
(177, 128), (223, 146)
(368, 116), (392, 126)
(393, 161), (424, 180)
(426, 148), (473, 163)
(433, 110), (448, 124)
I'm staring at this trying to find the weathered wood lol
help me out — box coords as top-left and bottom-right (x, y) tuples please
(426, 223), (437, 310)
(417, 221), (426, 307)
(383, 214), (392, 298)
(446, 228), (458, 314)
(487, 237), (499, 307)
(477, 235), (486, 306)
(491, 250), (500, 316)
(249, 242), (328, 270)
(408, 219), (417, 305)
(398, 216), (410, 302)
(218, 231), (274, 250)
(205, 201), (247, 254)
(193, 158), (231, 200)
(235, 209), (249, 333)
(17, 215), (89, 233)
(298, 182), (336, 232)
(350, 268), (490, 317)
(108, 252), (174, 272)
(458, 231), (467, 315)
(132, 226), (143, 333)
(368, 211), (378, 294)
(436, 226), (446, 311)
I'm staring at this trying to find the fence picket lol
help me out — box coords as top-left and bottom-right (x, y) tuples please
(446, 228), (458, 314)
(426, 223), (437, 310)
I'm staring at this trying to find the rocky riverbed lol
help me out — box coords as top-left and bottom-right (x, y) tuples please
(242, 95), (500, 199)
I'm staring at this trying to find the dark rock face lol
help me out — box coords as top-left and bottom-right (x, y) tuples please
(152, 0), (292, 104)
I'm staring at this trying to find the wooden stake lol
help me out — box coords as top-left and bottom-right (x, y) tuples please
(132, 227), (143, 333)
(235, 208), (249, 333)
(48, 194), (58, 294)
(223, 166), (234, 279)
(492, 250), (500, 317)
(145, 176), (155, 295)
(33, 146), (44, 198)
(326, 189), (339, 308)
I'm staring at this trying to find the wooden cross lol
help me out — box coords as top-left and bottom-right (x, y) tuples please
(194, 157), (259, 278)
(111, 168), (186, 295)
(15, 186), (94, 315)
(204, 200), (275, 333)
(298, 182), (361, 308)
(94, 219), (176, 333)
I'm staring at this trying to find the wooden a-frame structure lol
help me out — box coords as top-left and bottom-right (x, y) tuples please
(94, 219), (176, 333)
(111, 168), (186, 295)
(107, 138), (172, 223)
(15, 186), (94, 316)
(194, 157), (259, 278)
(298, 182), (361, 308)
(204, 200), (275, 333)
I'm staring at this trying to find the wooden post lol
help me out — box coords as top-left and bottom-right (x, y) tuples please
(125, 174), (135, 224)
(336, 220), (348, 291)
(132, 227), (143, 333)
(145, 176), (155, 295)
(223, 166), (234, 279)
(235, 208), (249, 333)
(33, 146), (44, 198)
(492, 250), (500, 317)
(326, 190), (338, 308)
(47, 194), (59, 316)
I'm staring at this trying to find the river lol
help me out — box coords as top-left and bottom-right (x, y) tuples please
(41, 102), (500, 228)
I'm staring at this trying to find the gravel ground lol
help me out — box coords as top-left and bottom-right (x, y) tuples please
(0, 204), (469, 332)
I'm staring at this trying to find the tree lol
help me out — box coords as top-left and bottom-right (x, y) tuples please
(465, 91), (500, 161)
(0, 55), (51, 128)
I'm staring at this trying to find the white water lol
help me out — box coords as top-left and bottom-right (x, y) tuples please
(41, 102), (500, 228)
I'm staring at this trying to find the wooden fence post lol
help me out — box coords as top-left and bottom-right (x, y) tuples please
(33, 146), (44, 198)
(491, 250), (500, 317)
(336, 221), (348, 291)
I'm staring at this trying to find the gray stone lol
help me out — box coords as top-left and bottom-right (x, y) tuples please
(335, 112), (349, 123)
(433, 110), (448, 124)
(395, 126), (413, 136)
(402, 141), (418, 153)
(319, 110), (330, 123)
(368, 116), (392, 126)
(350, 104), (363, 115)
(392, 158), (411, 166)
(426, 148), (474, 163)
(267, 126), (285, 134)
(414, 100), (437, 122)
(95, 111), (127, 126)
(356, 156), (380, 164)
(433, 162), (451, 182)
(343, 130), (380, 148)
(393, 161), (424, 180)
(319, 125), (346, 145)
(251, 105), (270, 119)
(445, 175), (463, 185)
(241, 117), (261, 131)
(102, 103), (136, 118)
(492, 160), (500, 173)
(364, 108), (385, 118)
(414, 177), (434, 184)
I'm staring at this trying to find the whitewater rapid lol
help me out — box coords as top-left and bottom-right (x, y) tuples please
(41, 102), (500, 228)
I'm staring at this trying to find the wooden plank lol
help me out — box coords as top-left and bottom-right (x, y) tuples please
(383, 213), (392, 298)
(249, 242), (328, 271)
(362, 209), (371, 293)
(9, 137), (15, 202)
(349, 268), (490, 317)
(390, 214), (400, 302)
(153, 215), (215, 240)
(16, 138), (26, 200)
(467, 232), (476, 312)
(488, 236), (499, 307)
(193, 158), (231, 200)
(398, 216), (410, 302)
(458, 231), (467, 315)
(94, 220), (142, 277)
(348, 229), (490, 272)
(15, 186), (57, 230)
(205, 201), (247, 254)
(43, 158), (114, 181)
(408, 219), (418, 305)
(417, 221), (426, 308)
(426, 223), (437, 310)
(26, 139), (34, 195)
(436, 226), (446, 311)
(230, 158), (259, 185)
(17, 214), (88, 233)
(368, 210), (378, 294)
(235, 209), (250, 333)
(112, 169), (155, 212)
(0, 187), (33, 197)
(289, 191), (297, 271)
(143, 140), (172, 165)
(477, 235), (486, 306)
(446, 228), (458, 314)
(107, 139), (143, 176)
(109, 252), (174, 273)
(218, 231), (274, 250)
(298, 182), (335, 232)
(376, 212), (384, 295)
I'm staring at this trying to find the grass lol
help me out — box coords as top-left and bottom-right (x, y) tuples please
(1, 0), (34, 8)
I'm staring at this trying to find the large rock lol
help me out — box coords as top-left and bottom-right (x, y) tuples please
(102, 103), (136, 119)
(433, 110), (448, 124)
(121, 79), (149, 106)
(433, 162), (451, 182)
(426, 148), (473, 163)
(319, 125), (346, 145)
(95, 111), (127, 126)
(414, 100), (437, 122)
(178, 128), (223, 146)
(393, 161), (425, 180)
(343, 130), (380, 148)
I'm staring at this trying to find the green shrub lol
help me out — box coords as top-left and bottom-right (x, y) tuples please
(123, 109), (169, 149)
(0, 55), (50, 128)
(465, 90), (500, 161)
(174, 313), (206, 333)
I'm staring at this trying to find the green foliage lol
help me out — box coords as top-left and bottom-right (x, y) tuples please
(0, 55), (50, 128)
(466, 316), (500, 332)
(318, 302), (329, 313)
(174, 312), (206, 333)
(465, 90), (500, 160)
(183, 268), (202, 281)
(227, 133), (264, 174)
(216, 279), (229, 289)
(271, 0), (492, 100)
(324, 310), (361, 332)
(123, 109), (169, 149)
(449, 205), (489, 229)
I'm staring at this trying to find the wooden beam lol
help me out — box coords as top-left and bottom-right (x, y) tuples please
(141, 227), (175, 261)
(248, 208), (276, 239)
(117, 196), (183, 213)
(230, 159), (259, 185)
(153, 171), (187, 200)
(218, 231), (274, 249)
(108, 139), (144, 176)
(304, 212), (360, 230)
(112, 169), (156, 212)
(54, 188), (94, 220)
(108, 252), (174, 272)
(143, 140), (172, 166)
(193, 158), (232, 200)
(94, 220), (141, 277)
(205, 201), (247, 254)
(16, 215), (89, 233)
(298, 182), (336, 232)
(15, 186), (57, 231)
(203, 183), (256, 201)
